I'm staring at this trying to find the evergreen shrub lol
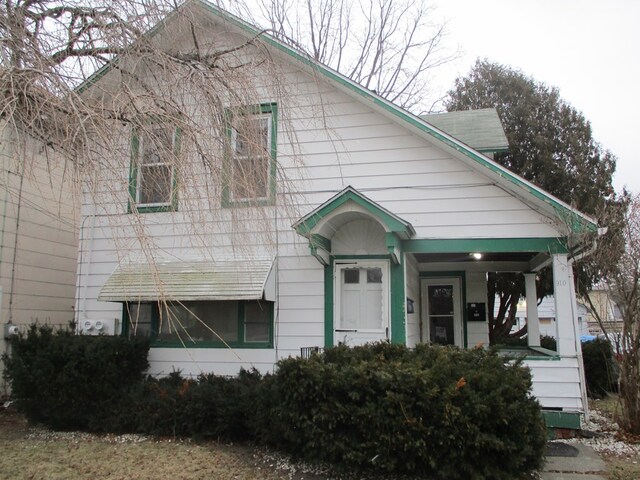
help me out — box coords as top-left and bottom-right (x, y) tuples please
(2, 324), (149, 431)
(101, 368), (262, 439)
(4, 332), (547, 479)
(582, 337), (619, 398)
(257, 343), (546, 480)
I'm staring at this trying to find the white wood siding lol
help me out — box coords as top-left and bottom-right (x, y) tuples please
(525, 357), (584, 412)
(77, 16), (568, 377)
(465, 272), (490, 347)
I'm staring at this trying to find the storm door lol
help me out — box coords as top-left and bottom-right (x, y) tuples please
(334, 261), (389, 346)
(421, 278), (463, 347)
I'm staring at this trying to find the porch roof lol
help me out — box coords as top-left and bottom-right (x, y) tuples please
(293, 186), (415, 240)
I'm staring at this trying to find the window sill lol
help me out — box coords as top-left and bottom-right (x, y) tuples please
(128, 203), (177, 214)
(221, 196), (275, 208)
(150, 341), (273, 349)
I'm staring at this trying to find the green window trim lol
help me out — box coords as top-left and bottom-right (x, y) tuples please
(222, 102), (278, 208)
(121, 300), (274, 349)
(128, 126), (180, 214)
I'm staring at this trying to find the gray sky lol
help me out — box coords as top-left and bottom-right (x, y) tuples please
(431, 0), (640, 195)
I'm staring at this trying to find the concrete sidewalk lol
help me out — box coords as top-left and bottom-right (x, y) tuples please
(540, 443), (607, 480)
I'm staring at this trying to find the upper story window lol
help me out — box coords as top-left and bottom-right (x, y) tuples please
(130, 124), (179, 213)
(223, 103), (277, 206)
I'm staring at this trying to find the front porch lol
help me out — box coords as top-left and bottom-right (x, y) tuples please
(293, 187), (589, 419)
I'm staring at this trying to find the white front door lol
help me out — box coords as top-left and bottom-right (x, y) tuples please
(334, 260), (390, 346)
(421, 278), (463, 347)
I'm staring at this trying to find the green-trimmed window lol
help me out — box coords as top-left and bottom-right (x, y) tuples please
(124, 300), (273, 348)
(223, 103), (277, 206)
(130, 124), (179, 212)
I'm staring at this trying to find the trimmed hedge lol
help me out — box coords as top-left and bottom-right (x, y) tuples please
(2, 325), (149, 431)
(98, 369), (262, 439)
(257, 343), (546, 480)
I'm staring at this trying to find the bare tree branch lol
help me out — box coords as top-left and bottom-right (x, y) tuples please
(253, 0), (457, 111)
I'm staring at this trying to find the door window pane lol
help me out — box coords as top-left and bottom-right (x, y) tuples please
(428, 285), (454, 315)
(343, 269), (360, 284)
(430, 317), (455, 345)
(367, 268), (382, 283)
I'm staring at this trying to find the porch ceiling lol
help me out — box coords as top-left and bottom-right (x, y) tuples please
(414, 252), (537, 263)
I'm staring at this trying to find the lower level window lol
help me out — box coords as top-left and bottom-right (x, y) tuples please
(124, 300), (273, 347)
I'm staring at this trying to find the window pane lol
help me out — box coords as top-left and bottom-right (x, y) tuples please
(128, 303), (152, 337)
(231, 156), (268, 200)
(234, 117), (269, 156)
(343, 269), (359, 284)
(139, 164), (172, 204)
(156, 302), (238, 343)
(137, 125), (174, 206)
(141, 126), (173, 164)
(231, 113), (271, 200)
(367, 268), (382, 283)
(244, 301), (270, 343)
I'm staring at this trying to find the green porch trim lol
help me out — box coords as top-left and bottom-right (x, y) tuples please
(293, 187), (415, 239)
(403, 237), (569, 254)
(310, 234), (332, 252)
(528, 346), (561, 360)
(543, 411), (581, 430)
(420, 271), (467, 348)
(499, 346), (561, 361)
(324, 254), (405, 347)
(390, 254), (406, 344)
(324, 259), (334, 349)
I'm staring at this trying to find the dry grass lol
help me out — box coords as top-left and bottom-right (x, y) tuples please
(0, 411), (290, 480)
(590, 394), (640, 480)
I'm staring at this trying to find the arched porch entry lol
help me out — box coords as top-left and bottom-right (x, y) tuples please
(293, 186), (415, 347)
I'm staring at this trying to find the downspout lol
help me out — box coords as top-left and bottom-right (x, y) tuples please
(8, 155), (26, 323)
(80, 200), (97, 321)
(0, 148), (11, 323)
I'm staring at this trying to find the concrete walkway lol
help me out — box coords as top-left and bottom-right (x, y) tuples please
(541, 443), (607, 480)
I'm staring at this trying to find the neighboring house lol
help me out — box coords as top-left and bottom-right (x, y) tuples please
(512, 296), (590, 338)
(76, 0), (597, 426)
(0, 123), (78, 364)
(583, 285), (624, 335)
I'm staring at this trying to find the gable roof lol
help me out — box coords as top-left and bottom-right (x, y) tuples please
(79, 0), (598, 237)
(292, 186), (415, 239)
(421, 108), (509, 154)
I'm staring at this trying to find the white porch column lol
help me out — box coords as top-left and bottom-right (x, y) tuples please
(553, 254), (578, 356)
(524, 273), (541, 347)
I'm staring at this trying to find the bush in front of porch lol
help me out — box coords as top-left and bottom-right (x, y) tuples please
(257, 343), (546, 480)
